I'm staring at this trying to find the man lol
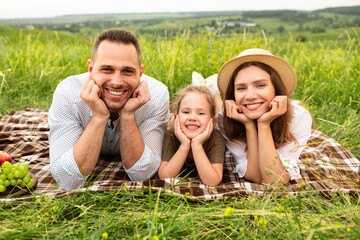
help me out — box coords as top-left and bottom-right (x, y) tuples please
(49, 29), (170, 190)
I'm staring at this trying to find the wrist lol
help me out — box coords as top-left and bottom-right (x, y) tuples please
(191, 141), (203, 149)
(244, 120), (256, 130)
(119, 112), (136, 122)
(91, 114), (109, 124)
(179, 143), (190, 151)
(257, 121), (271, 130)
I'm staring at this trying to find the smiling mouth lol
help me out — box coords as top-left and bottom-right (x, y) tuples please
(107, 89), (126, 96)
(245, 103), (262, 109)
(186, 124), (200, 130)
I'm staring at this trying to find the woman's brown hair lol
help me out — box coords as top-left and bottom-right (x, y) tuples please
(223, 62), (296, 148)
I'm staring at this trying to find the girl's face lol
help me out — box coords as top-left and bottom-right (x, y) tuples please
(178, 92), (212, 139)
(234, 65), (276, 120)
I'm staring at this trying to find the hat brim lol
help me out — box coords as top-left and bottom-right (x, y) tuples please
(217, 54), (297, 96)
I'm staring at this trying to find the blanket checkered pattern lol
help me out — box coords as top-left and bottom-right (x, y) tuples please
(0, 108), (359, 201)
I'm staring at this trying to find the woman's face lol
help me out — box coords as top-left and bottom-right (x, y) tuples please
(177, 92), (212, 139)
(233, 65), (276, 120)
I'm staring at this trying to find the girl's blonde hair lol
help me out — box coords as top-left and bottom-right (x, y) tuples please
(172, 85), (216, 117)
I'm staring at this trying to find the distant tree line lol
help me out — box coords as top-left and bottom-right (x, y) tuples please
(1, 6), (359, 37)
(315, 6), (360, 15)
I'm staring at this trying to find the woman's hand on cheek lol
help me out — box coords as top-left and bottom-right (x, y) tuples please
(192, 118), (214, 145)
(174, 115), (191, 146)
(258, 95), (288, 125)
(225, 100), (252, 125)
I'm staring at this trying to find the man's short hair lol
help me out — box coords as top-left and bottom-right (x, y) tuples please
(92, 29), (141, 66)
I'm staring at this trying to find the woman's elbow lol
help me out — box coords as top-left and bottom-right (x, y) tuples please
(262, 173), (290, 185)
(281, 174), (291, 185)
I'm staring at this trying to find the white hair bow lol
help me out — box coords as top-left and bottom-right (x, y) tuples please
(191, 71), (219, 95)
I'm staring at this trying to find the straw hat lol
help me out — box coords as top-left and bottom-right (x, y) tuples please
(217, 48), (297, 96)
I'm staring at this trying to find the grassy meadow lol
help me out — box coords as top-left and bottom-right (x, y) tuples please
(0, 25), (359, 239)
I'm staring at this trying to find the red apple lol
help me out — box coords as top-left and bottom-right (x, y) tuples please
(0, 151), (12, 166)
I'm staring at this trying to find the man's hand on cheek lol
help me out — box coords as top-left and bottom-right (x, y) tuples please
(80, 75), (109, 119)
(120, 81), (151, 116)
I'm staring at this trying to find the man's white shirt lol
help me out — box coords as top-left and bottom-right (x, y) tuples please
(48, 73), (170, 190)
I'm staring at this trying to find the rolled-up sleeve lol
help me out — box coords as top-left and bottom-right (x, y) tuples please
(49, 74), (91, 190)
(123, 77), (170, 180)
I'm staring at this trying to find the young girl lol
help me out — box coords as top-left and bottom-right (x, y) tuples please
(217, 48), (312, 185)
(158, 85), (225, 187)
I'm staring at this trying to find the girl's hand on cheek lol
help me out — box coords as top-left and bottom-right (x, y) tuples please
(258, 95), (288, 125)
(225, 100), (253, 125)
(174, 115), (191, 146)
(192, 118), (214, 145)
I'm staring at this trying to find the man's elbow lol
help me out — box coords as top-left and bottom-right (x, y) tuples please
(127, 165), (158, 181)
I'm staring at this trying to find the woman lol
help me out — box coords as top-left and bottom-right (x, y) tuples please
(217, 48), (312, 184)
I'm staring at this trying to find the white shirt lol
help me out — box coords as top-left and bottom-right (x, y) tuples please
(217, 100), (312, 180)
(48, 73), (170, 190)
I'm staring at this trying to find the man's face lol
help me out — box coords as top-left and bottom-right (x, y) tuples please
(88, 40), (143, 112)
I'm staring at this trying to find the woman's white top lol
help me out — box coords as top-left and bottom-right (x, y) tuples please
(217, 100), (312, 180)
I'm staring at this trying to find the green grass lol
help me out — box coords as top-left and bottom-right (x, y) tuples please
(0, 189), (359, 239)
(0, 27), (91, 112)
(0, 25), (359, 239)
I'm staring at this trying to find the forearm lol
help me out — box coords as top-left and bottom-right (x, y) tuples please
(119, 113), (145, 169)
(192, 143), (223, 187)
(243, 123), (262, 183)
(257, 124), (290, 184)
(158, 145), (189, 178)
(73, 116), (107, 176)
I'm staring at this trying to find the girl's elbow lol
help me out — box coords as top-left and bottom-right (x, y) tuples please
(157, 162), (168, 179)
(157, 169), (169, 179)
(158, 172), (165, 179)
(157, 167), (167, 179)
(202, 176), (223, 187)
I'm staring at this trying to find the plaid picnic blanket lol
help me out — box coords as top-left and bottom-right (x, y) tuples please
(0, 108), (359, 201)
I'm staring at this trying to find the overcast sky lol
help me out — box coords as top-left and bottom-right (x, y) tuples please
(1, 0), (359, 19)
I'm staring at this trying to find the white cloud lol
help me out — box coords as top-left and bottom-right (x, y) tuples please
(0, 0), (359, 19)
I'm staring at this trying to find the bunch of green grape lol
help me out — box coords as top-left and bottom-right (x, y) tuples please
(0, 162), (35, 193)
